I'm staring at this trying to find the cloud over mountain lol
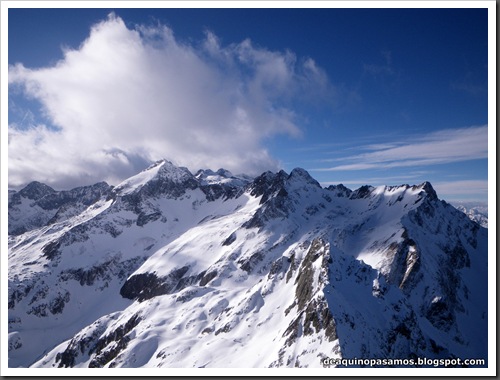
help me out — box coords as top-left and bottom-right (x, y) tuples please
(9, 13), (330, 189)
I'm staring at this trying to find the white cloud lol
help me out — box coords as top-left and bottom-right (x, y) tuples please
(312, 125), (488, 172)
(8, 13), (329, 189)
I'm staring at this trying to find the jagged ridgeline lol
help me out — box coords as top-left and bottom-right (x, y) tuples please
(8, 160), (488, 368)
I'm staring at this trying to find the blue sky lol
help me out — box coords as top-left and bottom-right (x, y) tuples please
(7, 5), (490, 202)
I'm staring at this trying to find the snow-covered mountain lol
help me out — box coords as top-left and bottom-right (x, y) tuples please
(7, 160), (488, 369)
(451, 202), (488, 229)
(8, 181), (112, 236)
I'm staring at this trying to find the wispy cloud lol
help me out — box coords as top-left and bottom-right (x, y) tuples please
(450, 70), (487, 96)
(433, 180), (488, 195)
(451, 81), (486, 96)
(311, 125), (487, 172)
(363, 50), (397, 78)
(8, 13), (332, 188)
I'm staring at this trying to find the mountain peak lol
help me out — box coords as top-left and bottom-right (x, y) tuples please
(248, 170), (288, 203)
(195, 168), (235, 185)
(114, 160), (196, 196)
(18, 181), (56, 200)
(287, 168), (321, 188)
(420, 181), (438, 200)
(155, 160), (193, 182)
(411, 181), (438, 201)
(145, 159), (168, 170)
(195, 168), (216, 177)
(216, 168), (233, 178)
(349, 185), (375, 199)
(326, 183), (352, 198)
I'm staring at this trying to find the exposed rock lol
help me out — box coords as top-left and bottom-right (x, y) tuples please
(88, 314), (142, 368)
(222, 232), (237, 246)
(349, 185), (374, 199)
(59, 256), (144, 286)
(48, 291), (70, 314)
(120, 266), (190, 302)
(42, 240), (62, 261)
(199, 270), (218, 286)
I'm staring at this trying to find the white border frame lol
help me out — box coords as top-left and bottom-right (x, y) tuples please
(1, 1), (496, 376)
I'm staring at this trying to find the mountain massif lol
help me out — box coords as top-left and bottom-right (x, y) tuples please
(7, 160), (488, 369)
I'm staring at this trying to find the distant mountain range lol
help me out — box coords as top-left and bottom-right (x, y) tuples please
(8, 160), (488, 368)
(450, 202), (488, 229)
